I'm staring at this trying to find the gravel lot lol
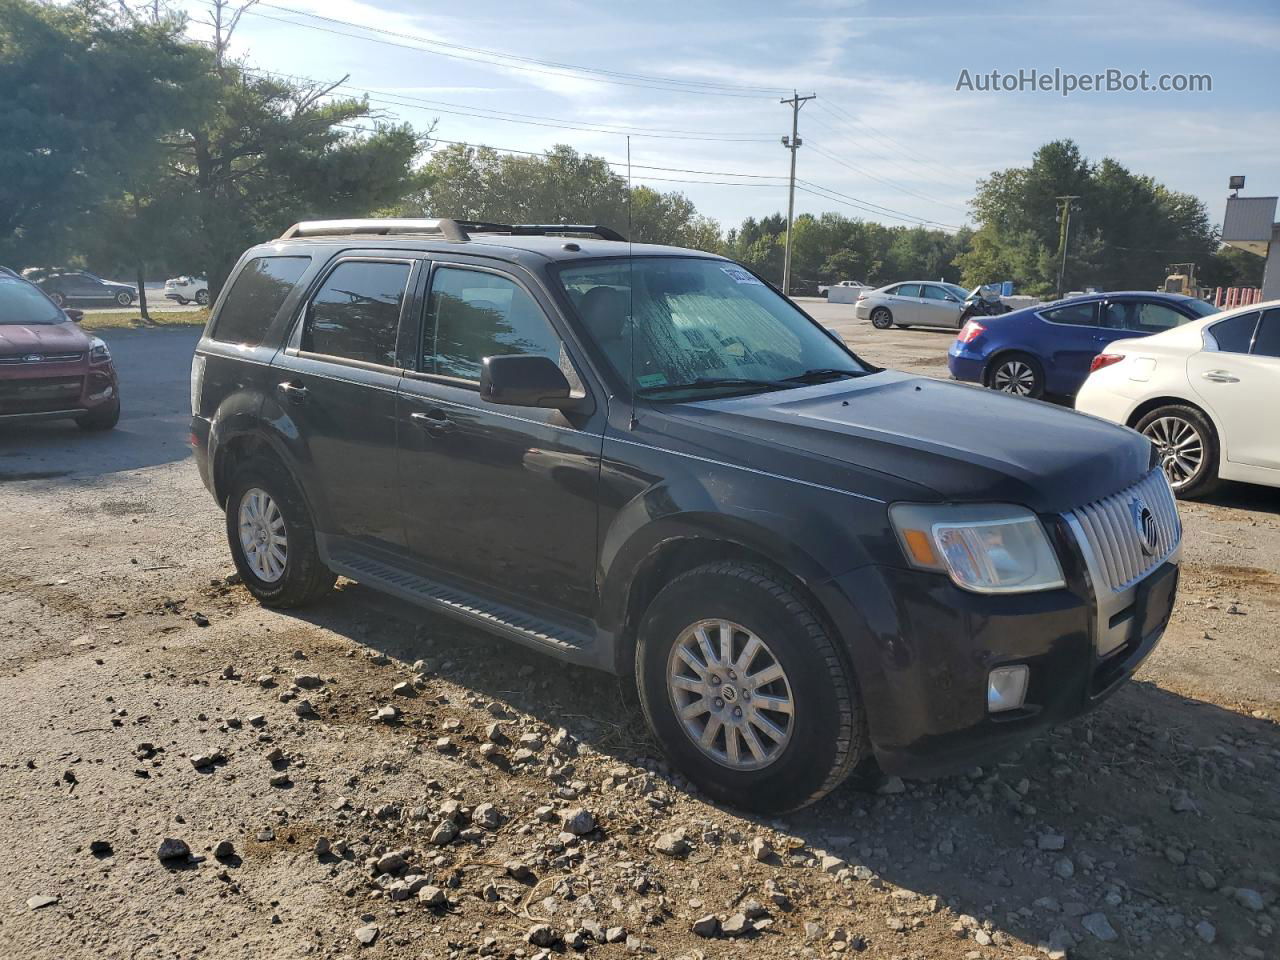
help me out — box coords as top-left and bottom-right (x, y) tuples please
(1, 318), (1276, 960)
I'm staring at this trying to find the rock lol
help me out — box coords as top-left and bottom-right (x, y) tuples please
(294, 674), (323, 689)
(803, 921), (824, 941)
(220, 665), (237, 680)
(157, 837), (190, 861)
(265, 747), (285, 764)
(27, 895), (59, 910)
(294, 699), (317, 718)
(354, 924), (379, 946)
(375, 851), (406, 874)
(89, 840), (113, 856)
(1081, 913), (1118, 942)
(473, 802), (503, 830)
(1169, 789), (1197, 813)
(430, 820), (458, 845)
(418, 885), (447, 907)
(820, 853), (847, 874)
(1234, 888), (1265, 911)
(750, 836), (774, 862)
(256, 674), (275, 688)
(559, 808), (595, 836)
(486, 722), (509, 744)
(886, 917), (907, 932)
(691, 915), (720, 938)
(527, 924), (562, 948)
(392, 681), (416, 697)
(1053, 857), (1075, 879)
(605, 926), (627, 943)
(653, 832), (690, 857)
(721, 913), (754, 937)
(190, 751), (222, 769)
(268, 772), (291, 788)
(1194, 920), (1216, 944)
(877, 775), (906, 795)
(1038, 833), (1066, 851)
(213, 839), (235, 859)
(505, 860), (535, 883)
(314, 837), (330, 857)
(373, 705), (399, 724)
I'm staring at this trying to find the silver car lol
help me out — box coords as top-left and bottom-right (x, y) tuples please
(852, 281), (970, 330)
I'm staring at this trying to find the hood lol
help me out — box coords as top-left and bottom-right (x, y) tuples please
(668, 371), (1152, 514)
(0, 321), (90, 353)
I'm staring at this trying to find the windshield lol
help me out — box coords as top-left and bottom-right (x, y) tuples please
(0, 279), (67, 325)
(942, 282), (970, 299)
(557, 257), (866, 398)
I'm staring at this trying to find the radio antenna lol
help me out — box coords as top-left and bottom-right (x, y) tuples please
(627, 135), (637, 430)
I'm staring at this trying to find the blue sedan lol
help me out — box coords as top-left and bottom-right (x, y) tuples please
(948, 291), (1219, 398)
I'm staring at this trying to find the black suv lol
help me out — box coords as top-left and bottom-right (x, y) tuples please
(191, 219), (1182, 813)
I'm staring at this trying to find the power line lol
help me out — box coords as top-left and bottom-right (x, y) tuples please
(806, 110), (966, 203)
(816, 100), (964, 187)
(806, 136), (969, 215)
(244, 4), (786, 100)
(795, 180), (963, 232)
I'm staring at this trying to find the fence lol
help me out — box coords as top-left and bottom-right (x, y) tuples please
(1212, 287), (1263, 308)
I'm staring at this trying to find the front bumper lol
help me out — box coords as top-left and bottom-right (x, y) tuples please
(0, 360), (118, 423)
(817, 548), (1178, 779)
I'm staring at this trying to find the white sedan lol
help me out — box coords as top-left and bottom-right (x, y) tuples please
(164, 274), (209, 305)
(1076, 301), (1280, 498)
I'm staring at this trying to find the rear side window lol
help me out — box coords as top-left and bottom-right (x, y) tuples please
(1253, 310), (1280, 358)
(301, 260), (411, 367)
(1041, 301), (1098, 326)
(1105, 300), (1191, 333)
(213, 256), (310, 345)
(423, 267), (561, 381)
(1206, 312), (1259, 354)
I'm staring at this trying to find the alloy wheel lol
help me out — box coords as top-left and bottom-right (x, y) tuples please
(238, 487), (288, 583)
(992, 359), (1036, 396)
(1142, 416), (1204, 489)
(666, 619), (795, 771)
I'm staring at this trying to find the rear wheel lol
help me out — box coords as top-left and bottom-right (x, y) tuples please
(635, 561), (866, 813)
(175, 296), (189, 305)
(225, 458), (335, 607)
(870, 307), (893, 330)
(49, 291), (66, 307)
(986, 352), (1044, 398)
(1135, 404), (1219, 499)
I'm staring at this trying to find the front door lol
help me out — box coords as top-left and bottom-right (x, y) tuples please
(1039, 299), (1104, 390)
(918, 284), (965, 328)
(1190, 308), (1280, 470)
(396, 260), (603, 618)
(268, 256), (416, 549)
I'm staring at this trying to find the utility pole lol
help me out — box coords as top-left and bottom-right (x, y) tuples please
(781, 92), (816, 297)
(1055, 195), (1080, 299)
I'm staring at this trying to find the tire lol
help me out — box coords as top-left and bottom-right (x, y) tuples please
(115, 291), (133, 306)
(75, 398), (120, 431)
(1134, 404), (1220, 499)
(195, 289), (210, 305)
(986, 352), (1044, 399)
(635, 561), (866, 813)
(870, 307), (893, 330)
(49, 291), (66, 308)
(175, 297), (189, 305)
(225, 457), (336, 608)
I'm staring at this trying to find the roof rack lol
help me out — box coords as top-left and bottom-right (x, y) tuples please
(278, 218), (626, 243)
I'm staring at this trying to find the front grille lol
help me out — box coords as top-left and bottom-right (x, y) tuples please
(1065, 469), (1181, 593)
(0, 376), (84, 413)
(0, 352), (84, 365)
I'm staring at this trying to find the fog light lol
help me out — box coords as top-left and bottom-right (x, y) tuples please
(987, 665), (1029, 713)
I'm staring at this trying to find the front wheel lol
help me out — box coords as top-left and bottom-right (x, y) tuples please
(870, 307), (893, 330)
(1135, 405), (1220, 499)
(225, 458), (336, 608)
(49, 291), (67, 307)
(986, 353), (1044, 398)
(195, 289), (210, 305)
(635, 561), (866, 813)
(115, 291), (133, 306)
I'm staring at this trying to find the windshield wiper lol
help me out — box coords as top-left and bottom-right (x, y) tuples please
(635, 377), (793, 398)
(782, 368), (863, 384)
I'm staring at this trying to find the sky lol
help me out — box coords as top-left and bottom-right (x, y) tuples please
(181, 0), (1280, 234)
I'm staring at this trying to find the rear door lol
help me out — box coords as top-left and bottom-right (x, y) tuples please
(919, 283), (965, 328)
(269, 255), (416, 549)
(889, 283), (923, 324)
(1190, 308), (1280, 470)
(396, 258), (604, 619)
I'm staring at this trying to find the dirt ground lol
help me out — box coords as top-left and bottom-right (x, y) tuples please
(1, 321), (1277, 960)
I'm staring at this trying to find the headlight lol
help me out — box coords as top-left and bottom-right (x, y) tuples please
(89, 337), (111, 363)
(889, 503), (1065, 594)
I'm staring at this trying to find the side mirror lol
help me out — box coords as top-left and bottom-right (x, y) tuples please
(480, 354), (574, 409)
(65, 308), (84, 323)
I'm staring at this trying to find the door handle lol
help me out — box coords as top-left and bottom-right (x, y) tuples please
(1201, 370), (1239, 383)
(410, 410), (456, 437)
(275, 381), (309, 404)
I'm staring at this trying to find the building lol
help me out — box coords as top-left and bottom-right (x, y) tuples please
(1221, 190), (1280, 300)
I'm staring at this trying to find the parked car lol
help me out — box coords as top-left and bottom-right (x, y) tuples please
(818, 279), (869, 296)
(191, 218), (1181, 813)
(0, 266), (18, 279)
(948, 291), (1219, 399)
(0, 274), (120, 429)
(853, 281), (971, 329)
(164, 273), (210, 305)
(35, 270), (136, 308)
(1076, 301), (1280, 498)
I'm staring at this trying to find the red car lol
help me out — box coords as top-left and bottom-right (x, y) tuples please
(0, 274), (120, 430)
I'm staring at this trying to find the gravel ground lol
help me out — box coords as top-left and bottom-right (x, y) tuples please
(0, 322), (1276, 960)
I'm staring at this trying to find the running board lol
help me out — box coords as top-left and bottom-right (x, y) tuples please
(317, 537), (600, 668)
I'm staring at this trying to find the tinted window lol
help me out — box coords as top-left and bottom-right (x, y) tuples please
(1253, 310), (1280, 359)
(1041, 302), (1098, 326)
(1104, 300), (1192, 333)
(1206, 312), (1259, 354)
(425, 268), (561, 380)
(302, 260), (410, 366)
(894, 283), (922, 298)
(213, 256), (311, 346)
(0, 278), (65, 325)
(920, 285), (955, 301)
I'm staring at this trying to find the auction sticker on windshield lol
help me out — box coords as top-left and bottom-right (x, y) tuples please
(720, 266), (762, 285)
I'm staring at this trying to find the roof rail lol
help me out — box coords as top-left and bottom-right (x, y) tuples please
(276, 219), (627, 243)
(278, 219), (471, 242)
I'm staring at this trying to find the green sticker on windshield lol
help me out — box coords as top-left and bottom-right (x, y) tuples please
(636, 373), (668, 388)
